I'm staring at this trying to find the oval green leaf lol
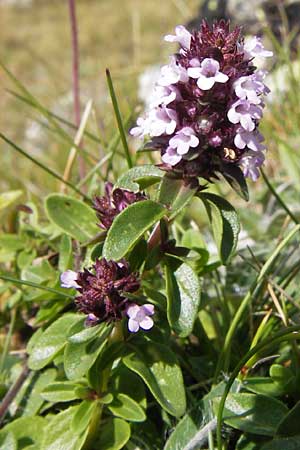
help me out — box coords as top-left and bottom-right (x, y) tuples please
(114, 165), (162, 192)
(96, 418), (131, 450)
(108, 393), (146, 422)
(218, 393), (288, 436)
(198, 192), (240, 264)
(64, 324), (112, 380)
(158, 176), (197, 218)
(165, 262), (201, 337)
(27, 313), (81, 370)
(45, 194), (99, 242)
(103, 200), (167, 260)
(123, 341), (186, 417)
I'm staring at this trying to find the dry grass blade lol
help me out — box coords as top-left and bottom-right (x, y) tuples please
(61, 99), (93, 192)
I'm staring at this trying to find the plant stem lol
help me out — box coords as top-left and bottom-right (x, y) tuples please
(0, 308), (16, 373)
(68, 0), (85, 180)
(0, 363), (30, 426)
(0, 274), (74, 299)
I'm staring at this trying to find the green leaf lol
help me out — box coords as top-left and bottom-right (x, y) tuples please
(41, 381), (83, 403)
(0, 190), (23, 211)
(165, 262), (201, 337)
(0, 417), (46, 449)
(158, 176), (197, 218)
(64, 324), (112, 380)
(198, 192), (240, 264)
(41, 405), (88, 450)
(262, 436), (300, 450)
(108, 393), (146, 422)
(0, 433), (16, 450)
(67, 319), (104, 344)
(164, 408), (203, 450)
(58, 235), (73, 272)
(218, 393), (288, 436)
(222, 164), (249, 201)
(103, 200), (167, 260)
(27, 313), (81, 370)
(112, 366), (147, 409)
(21, 260), (56, 285)
(71, 400), (97, 434)
(45, 194), (99, 242)
(276, 401), (300, 437)
(114, 165), (162, 192)
(23, 368), (57, 416)
(97, 418), (131, 450)
(123, 341), (186, 417)
(243, 377), (285, 397)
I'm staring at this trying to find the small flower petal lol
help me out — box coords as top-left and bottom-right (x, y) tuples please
(60, 270), (79, 289)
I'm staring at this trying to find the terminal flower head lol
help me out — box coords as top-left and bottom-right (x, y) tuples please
(131, 20), (272, 183)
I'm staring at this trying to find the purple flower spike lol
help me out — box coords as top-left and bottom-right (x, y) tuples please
(131, 20), (272, 183)
(60, 270), (80, 289)
(127, 303), (155, 333)
(93, 182), (146, 230)
(75, 258), (140, 325)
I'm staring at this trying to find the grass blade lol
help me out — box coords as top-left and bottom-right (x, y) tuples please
(106, 69), (133, 169)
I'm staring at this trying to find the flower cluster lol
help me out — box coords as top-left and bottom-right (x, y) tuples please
(131, 21), (272, 183)
(93, 182), (146, 230)
(60, 260), (154, 332)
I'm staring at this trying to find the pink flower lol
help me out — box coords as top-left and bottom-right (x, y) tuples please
(60, 270), (80, 289)
(239, 151), (265, 181)
(130, 116), (152, 138)
(234, 128), (265, 152)
(234, 74), (268, 105)
(158, 57), (188, 86)
(164, 25), (192, 50)
(244, 37), (273, 59)
(187, 58), (228, 90)
(169, 127), (199, 155)
(127, 304), (155, 333)
(148, 106), (178, 136)
(162, 146), (182, 166)
(150, 84), (182, 108)
(227, 99), (263, 131)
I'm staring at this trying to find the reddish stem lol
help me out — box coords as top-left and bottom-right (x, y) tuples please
(68, 0), (85, 179)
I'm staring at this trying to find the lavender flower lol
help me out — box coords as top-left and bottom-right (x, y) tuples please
(93, 182), (146, 230)
(126, 303), (155, 333)
(60, 270), (80, 289)
(131, 20), (272, 183)
(61, 258), (140, 325)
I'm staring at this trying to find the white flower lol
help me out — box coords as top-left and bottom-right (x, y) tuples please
(130, 116), (152, 138)
(227, 99), (263, 131)
(127, 304), (155, 333)
(158, 57), (188, 86)
(164, 25), (192, 50)
(187, 58), (228, 90)
(60, 270), (80, 289)
(150, 84), (182, 108)
(244, 37), (273, 59)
